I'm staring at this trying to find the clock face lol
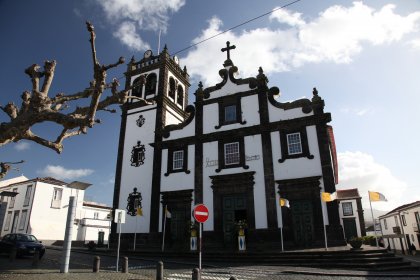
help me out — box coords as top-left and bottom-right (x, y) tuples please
(144, 50), (152, 59)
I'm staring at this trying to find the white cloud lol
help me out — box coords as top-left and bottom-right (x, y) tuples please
(14, 142), (30, 151)
(95, 0), (185, 50)
(269, 8), (305, 27)
(183, 2), (420, 86)
(340, 107), (373, 116)
(113, 21), (150, 51)
(38, 165), (94, 180)
(337, 151), (408, 211)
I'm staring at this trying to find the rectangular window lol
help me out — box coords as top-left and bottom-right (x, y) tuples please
(19, 210), (28, 230)
(342, 202), (353, 216)
(224, 105), (237, 123)
(287, 133), (302, 155)
(384, 219), (388, 230)
(401, 214), (407, 226)
(173, 150), (184, 170)
(415, 212), (420, 231)
(224, 142), (240, 165)
(4, 211), (12, 231)
(51, 188), (63, 208)
(23, 185), (32, 206)
(394, 216), (399, 226)
(94, 212), (99, 219)
(9, 188), (18, 208)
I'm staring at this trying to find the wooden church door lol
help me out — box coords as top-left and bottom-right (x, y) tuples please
(170, 208), (189, 245)
(222, 194), (247, 247)
(291, 200), (314, 247)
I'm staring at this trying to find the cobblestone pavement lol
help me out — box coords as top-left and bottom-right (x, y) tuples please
(2, 249), (420, 280)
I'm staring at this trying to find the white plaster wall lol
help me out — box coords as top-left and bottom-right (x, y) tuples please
(161, 145), (195, 192)
(338, 199), (362, 238)
(271, 126), (322, 181)
(165, 106), (183, 126)
(268, 99), (314, 122)
(118, 108), (156, 233)
(206, 67), (253, 100)
(202, 141), (219, 231)
(203, 103), (219, 134)
(242, 95), (260, 127)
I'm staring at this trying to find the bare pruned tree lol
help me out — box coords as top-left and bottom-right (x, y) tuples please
(0, 22), (150, 179)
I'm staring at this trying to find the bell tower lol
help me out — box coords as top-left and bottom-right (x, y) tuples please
(113, 46), (190, 236)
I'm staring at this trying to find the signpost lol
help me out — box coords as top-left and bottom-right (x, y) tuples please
(193, 204), (209, 271)
(114, 209), (126, 272)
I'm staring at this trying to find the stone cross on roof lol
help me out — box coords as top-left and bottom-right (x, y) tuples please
(221, 41), (236, 66)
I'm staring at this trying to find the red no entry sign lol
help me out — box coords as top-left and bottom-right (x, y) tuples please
(193, 204), (209, 223)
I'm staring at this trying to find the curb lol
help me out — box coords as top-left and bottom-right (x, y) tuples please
(282, 270), (420, 278)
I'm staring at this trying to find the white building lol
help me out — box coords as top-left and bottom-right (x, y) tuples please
(336, 189), (366, 240)
(379, 201), (420, 254)
(0, 177), (111, 246)
(113, 43), (344, 250)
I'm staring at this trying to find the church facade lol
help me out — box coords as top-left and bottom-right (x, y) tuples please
(112, 43), (344, 250)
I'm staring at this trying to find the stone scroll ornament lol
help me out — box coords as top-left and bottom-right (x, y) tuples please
(130, 141), (145, 167)
(126, 187), (142, 216)
(136, 115), (145, 127)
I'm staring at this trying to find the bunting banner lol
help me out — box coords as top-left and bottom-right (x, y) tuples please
(279, 198), (290, 208)
(321, 192), (337, 202)
(369, 191), (387, 202)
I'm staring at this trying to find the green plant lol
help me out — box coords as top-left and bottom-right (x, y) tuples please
(362, 235), (376, 246)
(349, 237), (363, 249)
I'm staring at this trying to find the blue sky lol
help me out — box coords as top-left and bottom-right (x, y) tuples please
(1, 0), (420, 212)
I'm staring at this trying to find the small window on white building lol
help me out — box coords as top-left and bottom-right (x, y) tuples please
(401, 214), (407, 226)
(286, 133), (302, 155)
(51, 188), (63, 208)
(9, 188), (18, 208)
(19, 210), (28, 230)
(94, 212), (99, 219)
(224, 142), (240, 165)
(394, 216), (399, 227)
(173, 150), (184, 170)
(4, 211), (12, 231)
(224, 105), (237, 123)
(342, 202), (353, 216)
(23, 185), (32, 206)
(383, 219), (388, 230)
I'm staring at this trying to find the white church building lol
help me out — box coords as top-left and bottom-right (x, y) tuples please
(112, 42), (344, 250)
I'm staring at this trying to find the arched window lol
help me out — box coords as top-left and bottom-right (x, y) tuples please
(177, 85), (184, 106)
(168, 77), (176, 99)
(145, 73), (157, 96)
(132, 76), (144, 99)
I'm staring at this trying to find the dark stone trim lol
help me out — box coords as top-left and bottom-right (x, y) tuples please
(112, 103), (128, 237)
(201, 89), (257, 106)
(161, 189), (193, 208)
(164, 145), (190, 176)
(157, 113), (332, 149)
(278, 127), (314, 163)
(126, 106), (158, 116)
(194, 85), (204, 204)
(256, 73), (278, 229)
(203, 66), (257, 99)
(162, 96), (190, 120)
(214, 96), (246, 130)
(356, 197), (367, 236)
(267, 86), (313, 114)
(210, 172), (256, 232)
(162, 105), (195, 138)
(215, 137), (248, 173)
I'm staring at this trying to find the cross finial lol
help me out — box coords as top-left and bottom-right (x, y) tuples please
(221, 41), (236, 61)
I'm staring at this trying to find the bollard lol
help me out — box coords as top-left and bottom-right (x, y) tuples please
(156, 261), (163, 280)
(229, 277), (238, 280)
(121, 256), (128, 273)
(9, 247), (16, 262)
(32, 251), (40, 267)
(192, 268), (201, 280)
(93, 256), (100, 273)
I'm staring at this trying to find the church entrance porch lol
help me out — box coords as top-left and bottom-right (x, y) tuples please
(222, 194), (247, 247)
(210, 172), (255, 249)
(161, 190), (193, 250)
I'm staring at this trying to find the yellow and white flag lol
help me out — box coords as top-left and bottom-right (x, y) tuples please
(321, 192), (337, 202)
(165, 208), (172, 218)
(369, 191), (387, 202)
(279, 198), (290, 208)
(137, 207), (143, 216)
